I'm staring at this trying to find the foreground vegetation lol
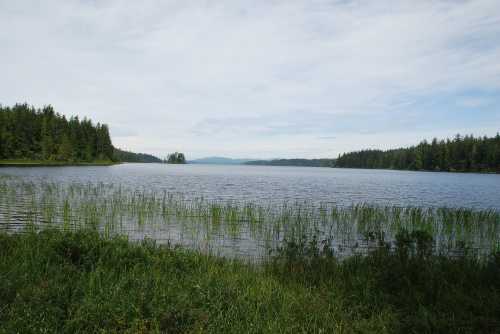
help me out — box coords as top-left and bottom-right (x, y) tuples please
(0, 229), (499, 333)
(1, 177), (499, 332)
(336, 134), (500, 173)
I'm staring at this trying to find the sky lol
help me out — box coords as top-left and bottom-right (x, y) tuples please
(1, 0), (500, 159)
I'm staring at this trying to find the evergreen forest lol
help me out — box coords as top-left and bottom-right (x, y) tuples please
(113, 148), (162, 163)
(336, 134), (500, 173)
(0, 104), (114, 162)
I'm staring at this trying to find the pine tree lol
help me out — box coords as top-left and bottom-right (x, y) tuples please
(0, 104), (116, 163)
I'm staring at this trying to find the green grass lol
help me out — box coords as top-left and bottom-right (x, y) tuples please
(1, 178), (500, 332)
(1, 178), (499, 260)
(0, 160), (119, 167)
(0, 229), (499, 333)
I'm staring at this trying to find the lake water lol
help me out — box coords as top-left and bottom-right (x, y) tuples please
(1, 164), (499, 260)
(1, 163), (499, 209)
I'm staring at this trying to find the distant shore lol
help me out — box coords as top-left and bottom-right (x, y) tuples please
(0, 160), (119, 167)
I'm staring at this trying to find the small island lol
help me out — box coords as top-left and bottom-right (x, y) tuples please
(165, 152), (186, 164)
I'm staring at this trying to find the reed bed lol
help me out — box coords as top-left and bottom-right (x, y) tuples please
(2, 176), (499, 332)
(1, 176), (499, 260)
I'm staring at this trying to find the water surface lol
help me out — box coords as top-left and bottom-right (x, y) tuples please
(1, 164), (499, 260)
(1, 163), (499, 209)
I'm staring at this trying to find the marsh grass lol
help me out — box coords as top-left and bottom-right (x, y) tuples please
(1, 176), (500, 332)
(0, 177), (499, 260)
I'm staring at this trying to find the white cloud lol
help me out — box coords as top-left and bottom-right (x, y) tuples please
(1, 0), (499, 158)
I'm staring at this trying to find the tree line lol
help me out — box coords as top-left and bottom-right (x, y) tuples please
(245, 158), (335, 167)
(0, 104), (114, 162)
(335, 134), (500, 173)
(113, 148), (162, 163)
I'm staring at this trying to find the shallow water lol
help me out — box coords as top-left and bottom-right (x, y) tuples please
(1, 163), (499, 209)
(1, 164), (499, 260)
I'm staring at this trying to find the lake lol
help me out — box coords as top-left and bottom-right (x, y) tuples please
(1, 164), (499, 260)
(1, 163), (499, 209)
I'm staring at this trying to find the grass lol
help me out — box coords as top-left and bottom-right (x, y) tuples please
(1, 177), (500, 332)
(0, 229), (499, 333)
(1, 178), (499, 260)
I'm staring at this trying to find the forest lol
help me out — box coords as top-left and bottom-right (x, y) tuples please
(0, 104), (114, 162)
(113, 148), (162, 163)
(245, 158), (335, 167)
(335, 134), (500, 173)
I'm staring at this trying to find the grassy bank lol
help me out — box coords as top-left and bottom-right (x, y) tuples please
(0, 160), (119, 167)
(0, 229), (499, 333)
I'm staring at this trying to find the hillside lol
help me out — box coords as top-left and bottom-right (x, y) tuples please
(336, 134), (500, 173)
(0, 104), (113, 162)
(245, 158), (335, 167)
(189, 157), (254, 165)
(113, 148), (162, 163)
(0, 103), (165, 165)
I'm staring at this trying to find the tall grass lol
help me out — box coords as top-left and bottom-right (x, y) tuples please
(1, 176), (499, 260)
(1, 176), (500, 332)
(0, 229), (499, 333)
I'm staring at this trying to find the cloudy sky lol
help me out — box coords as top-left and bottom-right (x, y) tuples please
(1, 1), (500, 159)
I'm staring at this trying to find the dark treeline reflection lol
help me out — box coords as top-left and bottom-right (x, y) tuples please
(336, 134), (500, 173)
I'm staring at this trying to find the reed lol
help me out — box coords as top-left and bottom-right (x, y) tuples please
(1, 176), (499, 332)
(1, 177), (499, 260)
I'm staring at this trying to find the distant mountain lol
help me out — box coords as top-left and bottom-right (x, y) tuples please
(245, 158), (335, 167)
(113, 148), (162, 163)
(189, 157), (256, 165)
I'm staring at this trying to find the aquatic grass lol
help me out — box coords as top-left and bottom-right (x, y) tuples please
(0, 177), (499, 260)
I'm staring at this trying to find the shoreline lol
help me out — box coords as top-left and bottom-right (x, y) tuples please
(0, 229), (498, 332)
(0, 160), (120, 167)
